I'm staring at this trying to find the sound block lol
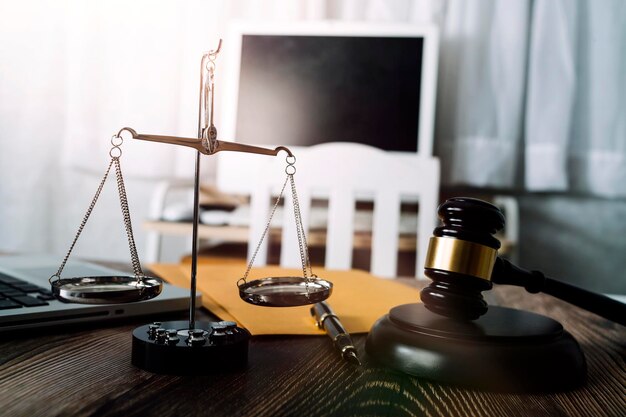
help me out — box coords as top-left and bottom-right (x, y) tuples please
(131, 320), (250, 375)
(365, 304), (586, 392)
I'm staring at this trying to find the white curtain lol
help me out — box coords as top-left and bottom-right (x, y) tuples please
(1, 0), (624, 261)
(436, 0), (626, 197)
(435, 0), (530, 188)
(0, 0), (227, 260)
(525, 0), (626, 197)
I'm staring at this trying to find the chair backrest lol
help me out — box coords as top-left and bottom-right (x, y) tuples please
(220, 142), (440, 278)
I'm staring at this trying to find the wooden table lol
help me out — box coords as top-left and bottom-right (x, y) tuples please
(0, 279), (624, 417)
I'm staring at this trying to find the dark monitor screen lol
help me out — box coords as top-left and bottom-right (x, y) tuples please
(235, 35), (423, 152)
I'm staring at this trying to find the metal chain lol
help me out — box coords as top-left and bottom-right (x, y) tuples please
(50, 158), (114, 283)
(50, 134), (144, 283)
(239, 155), (316, 286)
(289, 174), (315, 281)
(240, 174), (290, 284)
(113, 157), (144, 279)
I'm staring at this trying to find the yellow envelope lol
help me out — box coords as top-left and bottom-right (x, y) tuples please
(150, 263), (421, 336)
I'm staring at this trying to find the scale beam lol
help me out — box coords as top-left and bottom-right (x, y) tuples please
(117, 127), (293, 158)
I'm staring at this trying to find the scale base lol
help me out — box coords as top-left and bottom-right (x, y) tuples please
(365, 304), (586, 392)
(131, 320), (250, 375)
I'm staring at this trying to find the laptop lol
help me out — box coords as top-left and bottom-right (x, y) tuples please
(0, 255), (191, 333)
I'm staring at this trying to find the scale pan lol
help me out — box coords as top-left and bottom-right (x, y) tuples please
(239, 276), (332, 307)
(51, 276), (163, 304)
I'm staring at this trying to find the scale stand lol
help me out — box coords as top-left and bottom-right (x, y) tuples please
(128, 41), (332, 374)
(127, 42), (250, 374)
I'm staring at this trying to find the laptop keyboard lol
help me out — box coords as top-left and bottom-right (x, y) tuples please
(0, 272), (55, 309)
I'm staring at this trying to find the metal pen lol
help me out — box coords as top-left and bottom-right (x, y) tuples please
(310, 301), (361, 365)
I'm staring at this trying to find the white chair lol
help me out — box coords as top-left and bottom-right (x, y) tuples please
(144, 147), (517, 271)
(238, 142), (440, 278)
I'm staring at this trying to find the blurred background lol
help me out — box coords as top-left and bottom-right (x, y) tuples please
(0, 0), (624, 294)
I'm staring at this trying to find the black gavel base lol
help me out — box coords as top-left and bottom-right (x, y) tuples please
(365, 303), (586, 392)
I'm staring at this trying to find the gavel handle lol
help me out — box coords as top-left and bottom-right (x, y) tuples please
(493, 258), (626, 326)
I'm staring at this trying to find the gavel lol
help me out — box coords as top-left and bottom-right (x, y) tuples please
(420, 197), (626, 325)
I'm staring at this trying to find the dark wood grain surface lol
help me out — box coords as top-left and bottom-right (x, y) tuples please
(0, 279), (624, 417)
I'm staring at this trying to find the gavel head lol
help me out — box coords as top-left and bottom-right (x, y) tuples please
(420, 197), (505, 320)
